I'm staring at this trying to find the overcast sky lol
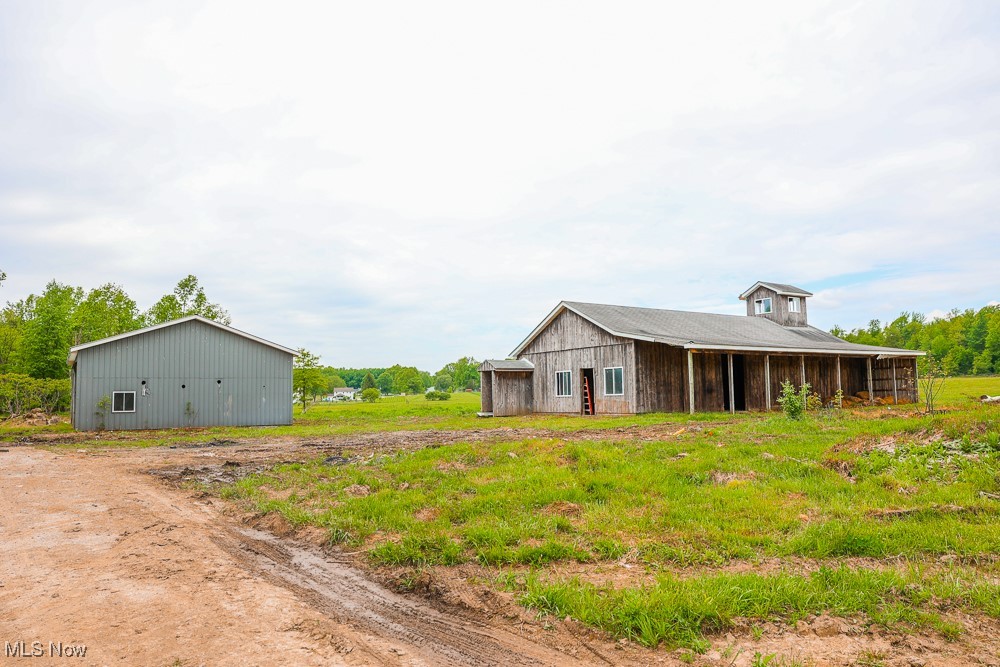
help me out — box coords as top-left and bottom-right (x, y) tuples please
(1, 1), (998, 370)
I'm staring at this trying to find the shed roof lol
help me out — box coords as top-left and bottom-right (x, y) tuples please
(511, 301), (922, 358)
(67, 315), (298, 368)
(739, 281), (813, 299)
(479, 359), (535, 372)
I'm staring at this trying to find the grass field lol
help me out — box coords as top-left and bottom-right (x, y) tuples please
(209, 377), (1000, 650)
(5, 377), (1000, 652)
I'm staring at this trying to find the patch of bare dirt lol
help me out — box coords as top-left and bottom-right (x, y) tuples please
(0, 446), (656, 666)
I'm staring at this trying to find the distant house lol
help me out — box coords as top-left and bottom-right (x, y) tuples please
(68, 316), (297, 430)
(479, 281), (923, 416)
(333, 387), (358, 399)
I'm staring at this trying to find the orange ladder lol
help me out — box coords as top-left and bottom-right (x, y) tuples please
(582, 376), (594, 415)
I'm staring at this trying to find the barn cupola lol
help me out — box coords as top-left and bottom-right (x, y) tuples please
(739, 281), (812, 327)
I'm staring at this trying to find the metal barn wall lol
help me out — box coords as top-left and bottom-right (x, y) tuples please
(519, 309), (636, 414)
(71, 319), (293, 430)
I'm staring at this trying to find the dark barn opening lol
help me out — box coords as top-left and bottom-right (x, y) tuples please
(721, 354), (747, 412)
(581, 368), (595, 415)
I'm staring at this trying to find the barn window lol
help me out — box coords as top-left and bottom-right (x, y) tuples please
(788, 297), (800, 313)
(604, 367), (624, 396)
(112, 391), (136, 413)
(754, 298), (772, 314)
(555, 371), (572, 397)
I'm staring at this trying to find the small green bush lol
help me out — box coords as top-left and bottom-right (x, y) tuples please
(424, 390), (452, 401)
(360, 387), (381, 403)
(776, 381), (810, 420)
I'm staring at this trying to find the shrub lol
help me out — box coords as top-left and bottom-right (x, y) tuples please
(0, 374), (72, 418)
(424, 390), (452, 401)
(360, 387), (381, 403)
(776, 380), (811, 420)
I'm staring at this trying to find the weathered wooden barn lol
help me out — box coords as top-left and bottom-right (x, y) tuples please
(68, 315), (296, 430)
(479, 282), (923, 416)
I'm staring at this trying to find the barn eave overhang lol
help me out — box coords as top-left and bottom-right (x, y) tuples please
(680, 342), (924, 357)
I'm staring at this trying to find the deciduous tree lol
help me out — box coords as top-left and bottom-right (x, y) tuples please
(146, 275), (231, 325)
(292, 348), (326, 412)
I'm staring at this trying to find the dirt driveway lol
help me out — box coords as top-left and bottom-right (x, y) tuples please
(0, 445), (637, 667)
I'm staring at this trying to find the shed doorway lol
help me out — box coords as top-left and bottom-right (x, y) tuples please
(721, 354), (747, 412)
(581, 368), (595, 415)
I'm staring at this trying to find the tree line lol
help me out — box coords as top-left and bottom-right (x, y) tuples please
(293, 356), (482, 410)
(833, 304), (1000, 375)
(0, 274), (229, 380)
(1, 270), (486, 416)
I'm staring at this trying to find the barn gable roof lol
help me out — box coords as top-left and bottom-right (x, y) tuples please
(67, 315), (298, 368)
(511, 301), (922, 358)
(739, 281), (813, 299)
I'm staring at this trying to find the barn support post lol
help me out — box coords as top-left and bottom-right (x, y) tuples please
(892, 358), (898, 404)
(800, 355), (806, 388)
(764, 354), (771, 409)
(866, 357), (874, 402)
(687, 350), (695, 415)
(836, 355), (842, 397)
(727, 353), (735, 414)
(913, 358), (919, 403)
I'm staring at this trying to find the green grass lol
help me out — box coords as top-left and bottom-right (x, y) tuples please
(8, 375), (997, 448)
(222, 406), (1000, 565)
(511, 565), (1000, 649)
(209, 380), (1000, 648)
(7, 377), (1000, 650)
(3, 391), (710, 447)
(930, 375), (1000, 406)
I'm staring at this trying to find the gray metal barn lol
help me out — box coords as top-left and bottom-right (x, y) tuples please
(68, 316), (296, 430)
(479, 282), (925, 416)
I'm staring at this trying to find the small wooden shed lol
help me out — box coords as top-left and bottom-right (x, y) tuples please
(480, 281), (924, 416)
(478, 359), (534, 416)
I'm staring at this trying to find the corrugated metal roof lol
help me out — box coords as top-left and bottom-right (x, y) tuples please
(68, 315), (298, 367)
(511, 301), (922, 357)
(739, 281), (813, 299)
(479, 359), (535, 372)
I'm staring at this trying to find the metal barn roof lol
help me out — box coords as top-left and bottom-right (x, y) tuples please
(739, 281), (814, 299)
(67, 315), (298, 368)
(479, 359), (535, 372)
(511, 301), (922, 358)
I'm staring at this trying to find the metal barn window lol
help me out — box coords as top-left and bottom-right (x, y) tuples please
(604, 367), (624, 396)
(555, 371), (572, 397)
(112, 391), (136, 413)
(754, 298), (772, 314)
(788, 297), (800, 313)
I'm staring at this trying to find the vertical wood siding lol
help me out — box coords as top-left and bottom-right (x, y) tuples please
(480, 371), (494, 412)
(744, 286), (808, 327)
(634, 342), (688, 412)
(519, 309), (635, 414)
(492, 372), (533, 416)
(71, 320), (293, 430)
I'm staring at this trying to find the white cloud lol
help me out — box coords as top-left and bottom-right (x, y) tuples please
(1, 0), (998, 368)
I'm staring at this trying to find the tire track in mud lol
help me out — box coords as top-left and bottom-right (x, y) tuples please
(209, 524), (591, 666)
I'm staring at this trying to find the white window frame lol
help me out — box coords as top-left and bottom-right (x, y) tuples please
(555, 370), (572, 397)
(754, 297), (772, 315)
(604, 366), (624, 396)
(112, 391), (136, 413)
(788, 296), (800, 313)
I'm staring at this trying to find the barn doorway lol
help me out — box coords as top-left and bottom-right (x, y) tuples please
(581, 368), (595, 415)
(721, 354), (747, 411)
